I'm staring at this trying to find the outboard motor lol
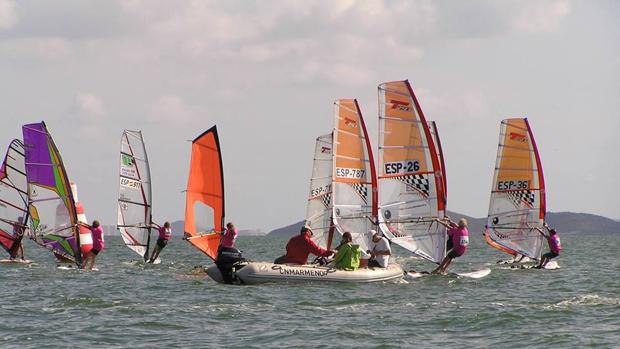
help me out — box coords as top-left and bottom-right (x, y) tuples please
(215, 247), (245, 284)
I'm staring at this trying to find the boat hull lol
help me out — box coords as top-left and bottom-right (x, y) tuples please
(207, 262), (404, 285)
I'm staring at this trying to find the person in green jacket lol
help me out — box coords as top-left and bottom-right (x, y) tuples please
(332, 232), (361, 271)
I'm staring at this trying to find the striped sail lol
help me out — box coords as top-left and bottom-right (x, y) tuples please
(485, 118), (545, 259)
(377, 80), (447, 264)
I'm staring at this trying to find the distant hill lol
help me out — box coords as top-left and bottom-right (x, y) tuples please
(544, 212), (620, 234)
(267, 211), (620, 237)
(268, 220), (306, 237)
(104, 220), (265, 236)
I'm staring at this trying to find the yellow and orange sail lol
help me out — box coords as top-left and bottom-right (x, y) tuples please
(377, 80), (447, 264)
(184, 126), (224, 261)
(485, 118), (546, 259)
(331, 99), (376, 252)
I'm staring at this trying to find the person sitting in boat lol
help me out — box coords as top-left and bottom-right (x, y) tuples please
(274, 226), (334, 265)
(367, 230), (391, 268)
(536, 224), (562, 269)
(432, 217), (469, 275)
(84, 220), (104, 270)
(216, 222), (243, 284)
(148, 221), (172, 263)
(8, 217), (27, 261)
(331, 232), (361, 271)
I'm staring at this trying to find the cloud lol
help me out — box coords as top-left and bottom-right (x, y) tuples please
(416, 88), (490, 121)
(514, 0), (571, 33)
(0, 0), (17, 30)
(148, 95), (202, 125)
(75, 93), (105, 119)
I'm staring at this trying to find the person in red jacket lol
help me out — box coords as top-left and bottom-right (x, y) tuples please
(274, 226), (334, 265)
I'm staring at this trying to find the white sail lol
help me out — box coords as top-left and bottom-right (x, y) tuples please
(305, 133), (334, 249)
(117, 130), (153, 261)
(0, 140), (29, 255)
(331, 99), (375, 252)
(377, 80), (447, 264)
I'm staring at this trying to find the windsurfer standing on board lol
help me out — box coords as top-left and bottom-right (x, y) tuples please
(84, 220), (104, 270)
(8, 217), (27, 261)
(536, 224), (562, 269)
(432, 217), (469, 275)
(147, 221), (171, 263)
(274, 226), (334, 265)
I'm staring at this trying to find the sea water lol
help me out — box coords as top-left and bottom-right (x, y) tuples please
(0, 233), (618, 348)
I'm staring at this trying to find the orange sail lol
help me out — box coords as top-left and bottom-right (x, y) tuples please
(184, 126), (224, 261)
(485, 118), (546, 259)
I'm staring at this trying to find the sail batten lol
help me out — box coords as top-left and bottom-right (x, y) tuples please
(377, 80), (447, 264)
(485, 118), (546, 259)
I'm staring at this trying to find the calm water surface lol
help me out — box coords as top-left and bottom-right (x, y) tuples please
(0, 232), (618, 348)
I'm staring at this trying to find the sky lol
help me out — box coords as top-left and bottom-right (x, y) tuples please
(0, 0), (618, 231)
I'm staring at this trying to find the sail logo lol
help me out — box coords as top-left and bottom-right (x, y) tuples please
(390, 100), (411, 112)
(310, 184), (331, 198)
(336, 167), (365, 179)
(385, 160), (420, 175)
(343, 117), (358, 128)
(509, 132), (527, 142)
(497, 180), (529, 191)
(321, 146), (331, 153)
(121, 154), (134, 167)
(120, 177), (141, 190)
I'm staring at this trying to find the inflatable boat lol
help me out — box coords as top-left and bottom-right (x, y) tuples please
(206, 262), (404, 285)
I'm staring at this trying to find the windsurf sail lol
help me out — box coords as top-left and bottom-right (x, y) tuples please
(117, 130), (154, 261)
(22, 122), (81, 265)
(485, 118), (546, 259)
(305, 133), (335, 249)
(331, 99), (376, 252)
(184, 126), (224, 261)
(0, 140), (29, 256)
(377, 80), (447, 264)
